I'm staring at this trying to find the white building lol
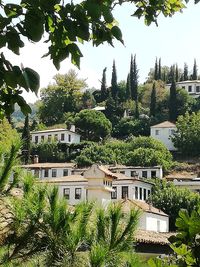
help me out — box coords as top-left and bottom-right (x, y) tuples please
(31, 127), (81, 144)
(166, 80), (200, 98)
(109, 165), (163, 179)
(39, 164), (168, 232)
(150, 121), (177, 151)
(22, 162), (75, 179)
(120, 199), (169, 232)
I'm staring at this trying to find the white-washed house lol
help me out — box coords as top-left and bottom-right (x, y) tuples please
(39, 164), (169, 232)
(166, 80), (200, 98)
(31, 126), (80, 144)
(150, 121), (177, 151)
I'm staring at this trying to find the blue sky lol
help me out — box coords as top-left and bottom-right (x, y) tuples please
(4, 2), (200, 103)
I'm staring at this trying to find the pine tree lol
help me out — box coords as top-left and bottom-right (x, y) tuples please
(125, 74), (131, 100)
(158, 58), (161, 80)
(129, 54), (138, 101)
(183, 63), (188, 81)
(22, 115), (31, 164)
(111, 60), (118, 100)
(100, 67), (107, 101)
(154, 57), (158, 80)
(192, 59), (198, 80)
(150, 82), (156, 117)
(169, 78), (178, 122)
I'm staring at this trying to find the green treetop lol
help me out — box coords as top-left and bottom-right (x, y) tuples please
(150, 82), (156, 117)
(192, 58), (198, 80)
(111, 60), (118, 100)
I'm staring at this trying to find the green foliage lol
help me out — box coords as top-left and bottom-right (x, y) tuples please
(113, 117), (150, 139)
(38, 70), (87, 126)
(21, 115), (31, 164)
(149, 179), (200, 231)
(76, 137), (172, 169)
(169, 79), (178, 122)
(172, 111), (200, 156)
(74, 109), (112, 141)
(0, 118), (20, 157)
(150, 83), (156, 117)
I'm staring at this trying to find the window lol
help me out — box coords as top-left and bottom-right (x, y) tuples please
(182, 86), (185, 89)
(63, 169), (68, 176)
(35, 136), (38, 144)
(52, 169), (57, 177)
(139, 187), (142, 200)
(75, 188), (81, 199)
(68, 134), (71, 142)
(155, 129), (159, 135)
(196, 86), (200, 92)
(143, 189), (147, 200)
(135, 186), (138, 199)
(44, 169), (49, 178)
(151, 171), (157, 178)
(131, 171), (136, 177)
(120, 171), (125, 174)
(142, 171), (147, 178)
(61, 133), (65, 141)
(34, 169), (39, 177)
(188, 85), (192, 92)
(48, 135), (51, 142)
(111, 186), (117, 199)
(148, 190), (151, 197)
(41, 135), (44, 141)
(54, 134), (58, 141)
(170, 129), (175, 135)
(122, 186), (128, 199)
(63, 188), (70, 199)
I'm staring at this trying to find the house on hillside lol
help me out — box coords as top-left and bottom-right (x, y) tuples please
(39, 164), (169, 233)
(150, 121), (177, 151)
(166, 80), (200, 98)
(22, 162), (75, 179)
(31, 126), (81, 144)
(109, 165), (163, 179)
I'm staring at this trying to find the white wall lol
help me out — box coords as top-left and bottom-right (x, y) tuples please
(151, 127), (176, 151)
(58, 183), (87, 205)
(113, 167), (163, 179)
(31, 130), (80, 144)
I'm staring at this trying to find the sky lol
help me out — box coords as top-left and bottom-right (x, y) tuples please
(3, 2), (200, 103)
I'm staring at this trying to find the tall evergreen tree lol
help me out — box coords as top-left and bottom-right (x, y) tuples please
(150, 82), (156, 117)
(22, 115), (31, 164)
(169, 77), (178, 122)
(111, 60), (118, 100)
(158, 58), (161, 80)
(154, 57), (158, 80)
(183, 62), (188, 81)
(125, 74), (131, 100)
(129, 54), (138, 101)
(100, 67), (107, 101)
(175, 63), (179, 82)
(192, 59), (198, 80)
(167, 65), (175, 83)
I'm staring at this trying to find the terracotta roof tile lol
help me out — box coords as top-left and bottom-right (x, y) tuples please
(151, 121), (176, 128)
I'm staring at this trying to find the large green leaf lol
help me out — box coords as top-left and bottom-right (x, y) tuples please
(22, 67), (40, 94)
(24, 10), (44, 42)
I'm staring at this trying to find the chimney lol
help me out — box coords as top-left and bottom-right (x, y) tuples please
(70, 125), (75, 132)
(33, 155), (39, 164)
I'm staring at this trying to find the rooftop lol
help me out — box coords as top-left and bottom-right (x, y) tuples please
(31, 128), (80, 135)
(38, 175), (87, 183)
(135, 229), (173, 245)
(151, 121), (176, 128)
(120, 199), (168, 217)
(22, 162), (75, 168)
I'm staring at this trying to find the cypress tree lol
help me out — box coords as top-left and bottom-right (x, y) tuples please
(168, 65), (175, 83)
(129, 54), (138, 101)
(158, 58), (161, 80)
(100, 67), (107, 101)
(192, 59), (198, 80)
(22, 115), (31, 164)
(111, 60), (118, 100)
(169, 78), (178, 122)
(154, 57), (158, 80)
(183, 63), (188, 81)
(175, 63), (179, 82)
(125, 74), (131, 100)
(150, 82), (156, 117)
